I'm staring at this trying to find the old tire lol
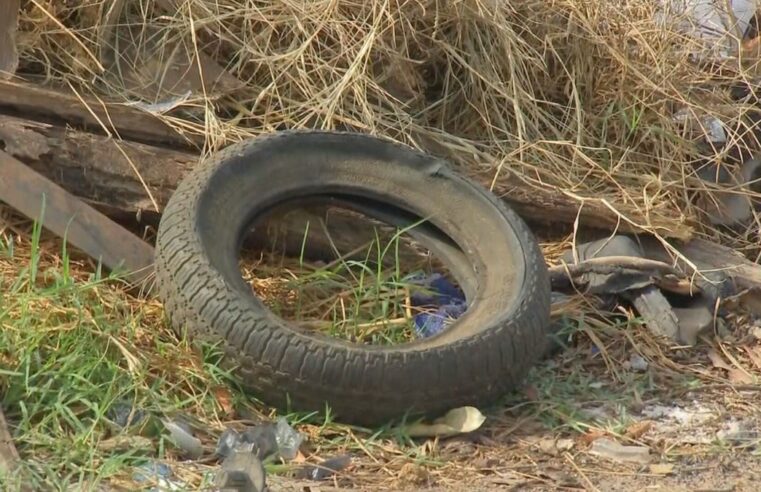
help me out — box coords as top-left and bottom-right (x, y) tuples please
(154, 131), (551, 426)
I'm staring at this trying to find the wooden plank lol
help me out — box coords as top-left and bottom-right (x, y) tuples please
(0, 0), (19, 79)
(0, 149), (156, 285)
(0, 80), (203, 149)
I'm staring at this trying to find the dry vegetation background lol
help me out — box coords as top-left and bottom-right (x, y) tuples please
(13, 0), (761, 255)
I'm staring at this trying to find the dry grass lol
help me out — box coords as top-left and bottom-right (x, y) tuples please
(12, 0), (761, 252)
(6, 1), (761, 490)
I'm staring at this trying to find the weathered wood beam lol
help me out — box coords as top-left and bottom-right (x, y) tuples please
(0, 114), (196, 212)
(0, 80), (203, 150)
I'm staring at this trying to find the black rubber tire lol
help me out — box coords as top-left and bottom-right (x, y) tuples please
(154, 131), (551, 426)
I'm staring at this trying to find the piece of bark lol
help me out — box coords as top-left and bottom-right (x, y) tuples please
(0, 0), (19, 80)
(0, 149), (156, 285)
(0, 80), (202, 150)
(640, 236), (761, 293)
(625, 286), (680, 342)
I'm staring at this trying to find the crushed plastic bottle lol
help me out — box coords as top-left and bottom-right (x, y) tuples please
(216, 423), (279, 460)
(589, 437), (651, 464)
(298, 454), (351, 481)
(163, 419), (203, 460)
(274, 417), (304, 460)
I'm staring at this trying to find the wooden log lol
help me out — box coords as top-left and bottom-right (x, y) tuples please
(0, 80), (203, 150)
(0, 114), (196, 212)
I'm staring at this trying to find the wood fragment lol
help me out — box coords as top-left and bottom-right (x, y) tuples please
(0, 149), (156, 285)
(0, 0), (20, 79)
(625, 285), (680, 341)
(640, 236), (761, 292)
(548, 256), (698, 295)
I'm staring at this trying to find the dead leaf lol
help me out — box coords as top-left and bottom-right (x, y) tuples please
(729, 368), (754, 384)
(213, 386), (234, 416)
(578, 429), (606, 446)
(744, 346), (761, 370)
(649, 463), (675, 475)
(708, 349), (733, 371)
(625, 420), (654, 439)
(404, 407), (486, 438)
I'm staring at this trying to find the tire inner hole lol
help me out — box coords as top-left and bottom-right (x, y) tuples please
(237, 198), (470, 346)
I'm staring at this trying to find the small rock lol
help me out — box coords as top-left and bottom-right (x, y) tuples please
(674, 301), (714, 345)
(132, 461), (172, 483)
(538, 438), (575, 456)
(629, 354), (649, 372)
(751, 324), (761, 341)
(588, 437), (651, 464)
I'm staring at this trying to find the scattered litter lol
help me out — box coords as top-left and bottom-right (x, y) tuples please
(297, 454), (352, 481)
(274, 417), (304, 461)
(628, 354), (649, 372)
(404, 406), (486, 438)
(673, 110), (727, 143)
(656, 0), (758, 60)
(716, 419), (760, 445)
(163, 419), (203, 460)
(126, 91), (193, 115)
(588, 437), (652, 464)
(216, 423), (279, 461)
(641, 403), (714, 426)
(132, 461), (186, 490)
(407, 272), (467, 338)
(640, 402), (716, 444)
(216, 450), (267, 492)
